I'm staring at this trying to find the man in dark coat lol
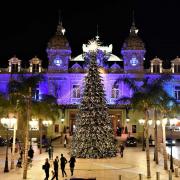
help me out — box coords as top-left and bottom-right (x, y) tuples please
(60, 154), (67, 177)
(28, 145), (34, 160)
(69, 156), (76, 176)
(48, 145), (53, 160)
(51, 156), (59, 180)
(43, 158), (50, 180)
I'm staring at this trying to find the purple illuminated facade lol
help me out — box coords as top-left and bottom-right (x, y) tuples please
(0, 19), (180, 137)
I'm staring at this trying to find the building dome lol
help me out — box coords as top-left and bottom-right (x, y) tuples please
(109, 63), (122, 73)
(122, 22), (145, 50)
(48, 22), (71, 50)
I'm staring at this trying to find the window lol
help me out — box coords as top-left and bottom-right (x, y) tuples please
(174, 86), (180, 100)
(111, 84), (119, 98)
(174, 65), (180, 73)
(32, 64), (39, 73)
(153, 65), (160, 73)
(72, 85), (80, 98)
(33, 85), (39, 100)
(11, 64), (18, 73)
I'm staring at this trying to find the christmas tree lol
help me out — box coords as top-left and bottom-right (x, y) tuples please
(71, 40), (117, 158)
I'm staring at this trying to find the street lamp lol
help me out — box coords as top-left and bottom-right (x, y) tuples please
(29, 119), (38, 145)
(1, 117), (17, 172)
(139, 119), (145, 151)
(42, 120), (52, 127)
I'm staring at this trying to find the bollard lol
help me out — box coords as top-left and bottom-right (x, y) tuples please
(156, 172), (160, 180)
(175, 167), (179, 177)
(139, 173), (143, 180)
(169, 170), (172, 180)
(119, 175), (122, 180)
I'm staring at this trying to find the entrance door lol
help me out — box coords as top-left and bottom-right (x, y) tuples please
(69, 112), (76, 136)
(110, 113), (123, 136)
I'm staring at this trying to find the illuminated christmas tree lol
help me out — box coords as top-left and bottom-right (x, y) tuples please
(72, 40), (117, 158)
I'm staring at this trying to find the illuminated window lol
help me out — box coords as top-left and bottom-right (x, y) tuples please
(72, 85), (80, 98)
(174, 86), (180, 100)
(111, 85), (119, 98)
(174, 65), (180, 73)
(33, 85), (39, 100)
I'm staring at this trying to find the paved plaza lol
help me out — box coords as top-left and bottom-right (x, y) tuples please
(0, 142), (179, 180)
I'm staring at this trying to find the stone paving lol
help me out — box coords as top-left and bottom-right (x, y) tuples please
(0, 142), (179, 180)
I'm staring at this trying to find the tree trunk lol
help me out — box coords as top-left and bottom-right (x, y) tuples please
(23, 119), (29, 179)
(154, 109), (159, 164)
(145, 110), (151, 178)
(39, 119), (42, 154)
(162, 124), (168, 170)
(23, 88), (31, 179)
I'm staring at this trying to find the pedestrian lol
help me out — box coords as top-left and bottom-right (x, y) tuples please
(28, 145), (34, 161)
(42, 158), (50, 180)
(69, 156), (76, 176)
(149, 135), (153, 146)
(60, 153), (67, 177)
(16, 157), (22, 168)
(20, 148), (23, 159)
(119, 144), (125, 158)
(64, 135), (67, 148)
(48, 145), (53, 160)
(64, 135), (68, 144)
(51, 156), (59, 180)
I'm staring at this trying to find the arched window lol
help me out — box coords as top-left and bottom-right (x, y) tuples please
(72, 85), (80, 98)
(174, 86), (180, 100)
(111, 84), (119, 98)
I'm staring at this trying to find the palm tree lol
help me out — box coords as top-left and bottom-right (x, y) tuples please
(115, 74), (173, 178)
(32, 95), (59, 154)
(8, 74), (44, 179)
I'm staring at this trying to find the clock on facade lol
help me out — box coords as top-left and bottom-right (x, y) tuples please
(130, 57), (139, 66)
(54, 57), (62, 66)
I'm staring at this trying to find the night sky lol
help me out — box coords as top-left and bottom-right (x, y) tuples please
(0, 1), (180, 69)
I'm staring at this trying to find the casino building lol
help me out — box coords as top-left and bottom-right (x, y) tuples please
(0, 18), (180, 139)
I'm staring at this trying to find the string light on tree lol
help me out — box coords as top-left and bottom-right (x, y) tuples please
(71, 39), (116, 158)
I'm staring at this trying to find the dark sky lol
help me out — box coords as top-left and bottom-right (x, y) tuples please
(0, 1), (180, 68)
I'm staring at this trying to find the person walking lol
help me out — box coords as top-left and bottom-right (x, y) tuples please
(64, 135), (68, 144)
(69, 156), (76, 176)
(28, 145), (34, 161)
(120, 144), (125, 158)
(60, 153), (67, 177)
(48, 145), (53, 160)
(43, 158), (50, 180)
(51, 156), (59, 180)
(64, 138), (67, 148)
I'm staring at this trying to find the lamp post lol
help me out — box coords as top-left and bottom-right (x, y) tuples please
(139, 119), (145, 151)
(162, 117), (168, 170)
(1, 117), (17, 172)
(10, 117), (17, 170)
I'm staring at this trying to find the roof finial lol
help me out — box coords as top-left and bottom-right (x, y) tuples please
(130, 10), (138, 35)
(58, 10), (62, 25)
(96, 24), (99, 41)
(56, 10), (65, 35)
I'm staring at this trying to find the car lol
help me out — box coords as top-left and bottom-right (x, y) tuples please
(125, 137), (137, 147)
(166, 138), (176, 146)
